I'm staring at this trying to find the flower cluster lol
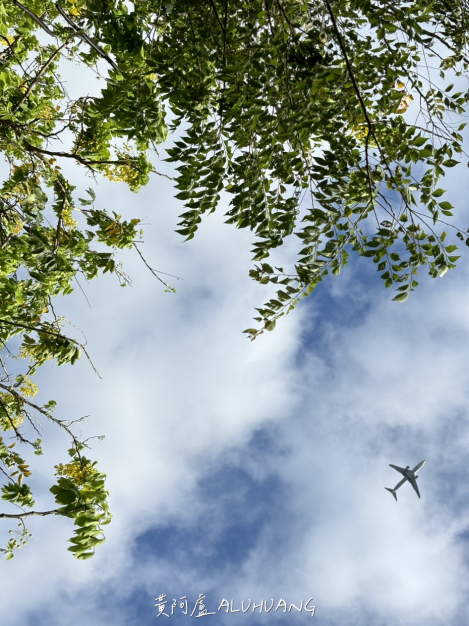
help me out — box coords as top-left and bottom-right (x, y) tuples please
(0, 396), (23, 429)
(102, 144), (143, 190)
(54, 460), (98, 486)
(19, 377), (38, 398)
(62, 207), (79, 230)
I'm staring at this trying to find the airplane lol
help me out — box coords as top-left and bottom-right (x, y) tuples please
(385, 460), (426, 501)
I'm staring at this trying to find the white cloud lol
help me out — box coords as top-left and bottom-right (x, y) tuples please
(2, 115), (469, 626)
(226, 259), (469, 625)
(0, 173), (304, 624)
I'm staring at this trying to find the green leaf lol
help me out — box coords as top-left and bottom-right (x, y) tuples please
(78, 189), (96, 206)
(76, 552), (95, 560)
(393, 292), (409, 303)
(55, 490), (77, 505)
(67, 544), (91, 555)
(439, 201), (454, 211)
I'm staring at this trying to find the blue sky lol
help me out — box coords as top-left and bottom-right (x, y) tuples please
(3, 63), (469, 626)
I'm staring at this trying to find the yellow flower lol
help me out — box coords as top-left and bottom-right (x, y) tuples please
(12, 220), (23, 234)
(55, 461), (98, 486)
(0, 393), (24, 430)
(1, 35), (14, 47)
(19, 377), (38, 398)
(62, 208), (79, 230)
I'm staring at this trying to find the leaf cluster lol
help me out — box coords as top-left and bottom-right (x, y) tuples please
(1, 0), (469, 556)
(51, 448), (111, 560)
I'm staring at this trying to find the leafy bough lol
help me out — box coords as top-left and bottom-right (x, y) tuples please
(2, 0), (469, 558)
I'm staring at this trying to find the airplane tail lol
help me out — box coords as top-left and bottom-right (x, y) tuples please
(385, 487), (397, 501)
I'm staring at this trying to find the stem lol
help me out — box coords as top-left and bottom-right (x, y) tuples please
(0, 319), (101, 378)
(13, 43), (68, 113)
(0, 504), (88, 519)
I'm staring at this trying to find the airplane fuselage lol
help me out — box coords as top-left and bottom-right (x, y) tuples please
(401, 460), (425, 481)
(386, 460), (426, 501)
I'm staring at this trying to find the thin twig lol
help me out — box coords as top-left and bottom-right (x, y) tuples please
(133, 243), (181, 287)
(0, 397), (33, 445)
(0, 504), (88, 519)
(13, 43), (68, 113)
(150, 168), (175, 181)
(0, 319), (101, 378)
(0, 382), (84, 461)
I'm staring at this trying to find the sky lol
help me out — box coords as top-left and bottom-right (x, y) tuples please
(3, 62), (469, 626)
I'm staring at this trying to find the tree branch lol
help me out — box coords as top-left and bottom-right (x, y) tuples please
(150, 168), (175, 181)
(55, 3), (119, 71)
(133, 243), (181, 287)
(0, 504), (87, 519)
(12, 0), (55, 36)
(323, 0), (411, 214)
(0, 382), (86, 462)
(0, 509), (58, 519)
(323, 0), (375, 140)
(0, 318), (101, 378)
(13, 43), (68, 114)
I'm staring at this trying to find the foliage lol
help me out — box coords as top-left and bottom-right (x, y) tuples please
(0, 0), (173, 559)
(1, 0), (469, 557)
(50, 445), (111, 561)
(160, 0), (469, 338)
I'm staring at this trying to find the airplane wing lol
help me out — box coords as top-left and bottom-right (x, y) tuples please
(408, 476), (421, 498)
(389, 464), (407, 475)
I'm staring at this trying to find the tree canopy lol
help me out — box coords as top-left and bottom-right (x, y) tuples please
(1, 0), (468, 559)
